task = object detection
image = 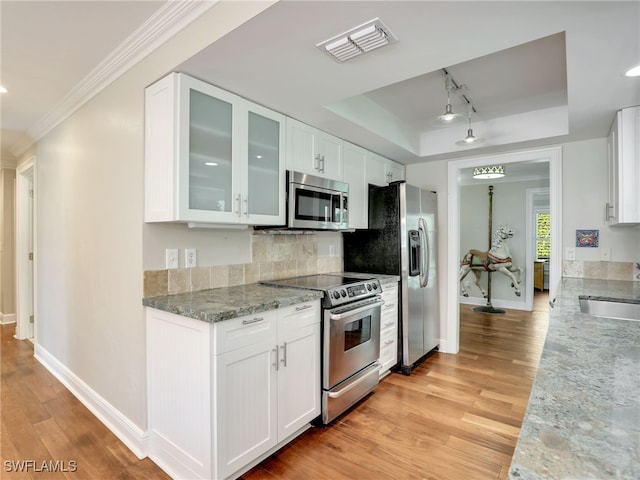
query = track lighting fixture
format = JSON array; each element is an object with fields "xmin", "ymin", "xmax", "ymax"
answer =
[
  {"xmin": 455, "ymin": 104, "xmax": 485, "ymax": 147},
  {"xmin": 432, "ymin": 72, "xmax": 466, "ymax": 126}
]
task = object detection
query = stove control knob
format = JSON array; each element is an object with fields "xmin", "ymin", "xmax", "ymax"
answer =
[
  {"xmin": 367, "ymin": 283, "xmax": 372, "ymax": 291},
  {"xmin": 372, "ymin": 283, "xmax": 378, "ymax": 290},
  {"xmin": 341, "ymin": 289, "xmax": 347, "ymax": 297},
  {"xmin": 332, "ymin": 291, "xmax": 340, "ymax": 300}
]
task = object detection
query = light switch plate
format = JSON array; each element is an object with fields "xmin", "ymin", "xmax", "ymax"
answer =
[
  {"xmin": 166, "ymin": 248, "xmax": 179, "ymax": 269},
  {"xmin": 565, "ymin": 247, "xmax": 576, "ymax": 261},
  {"xmin": 185, "ymin": 248, "xmax": 197, "ymax": 268}
]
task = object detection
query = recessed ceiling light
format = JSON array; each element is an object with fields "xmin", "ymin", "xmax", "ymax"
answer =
[
  {"xmin": 0, "ymin": 86, "xmax": 7, "ymax": 94},
  {"xmin": 256, "ymin": 155, "xmax": 262, "ymax": 159},
  {"xmin": 625, "ymin": 64, "xmax": 640, "ymax": 77},
  {"xmin": 205, "ymin": 162, "xmax": 218, "ymax": 166}
]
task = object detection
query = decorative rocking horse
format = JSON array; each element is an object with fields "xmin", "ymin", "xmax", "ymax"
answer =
[{"xmin": 459, "ymin": 224, "xmax": 523, "ymax": 298}]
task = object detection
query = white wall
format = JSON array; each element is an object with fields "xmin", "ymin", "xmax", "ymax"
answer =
[
  {"xmin": 0, "ymin": 168, "xmax": 16, "ymax": 319},
  {"xmin": 407, "ymin": 137, "xmax": 640, "ymax": 352},
  {"xmin": 25, "ymin": 1, "xmax": 276, "ymax": 445},
  {"xmin": 562, "ymin": 139, "xmax": 640, "ymax": 263}
]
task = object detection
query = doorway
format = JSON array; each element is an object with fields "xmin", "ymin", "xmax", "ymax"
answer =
[
  {"xmin": 16, "ymin": 157, "xmax": 36, "ymax": 341},
  {"xmin": 446, "ymin": 147, "xmax": 562, "ymax": 354}
]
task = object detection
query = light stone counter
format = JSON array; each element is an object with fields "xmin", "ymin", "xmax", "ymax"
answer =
[
  {"xmin": 509, "ymin": 277, "xmax": 640, "ymax": 479},
  {"xmin": 143, "ymin": 283, "xmax": 323, "ymax": 323}
]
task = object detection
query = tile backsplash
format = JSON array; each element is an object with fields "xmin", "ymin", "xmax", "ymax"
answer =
[
  {"xmin": 562, "ymin": 260, "xmax": 639, "ymax": 282},
  {"xmin": 143, "ymin": 232, "xmax": 342, "ymax": 297}
]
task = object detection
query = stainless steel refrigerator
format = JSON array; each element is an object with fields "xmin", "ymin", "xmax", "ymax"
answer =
[{"xmin": 343, "ymin": 182, "xmax": 439, "ymax": 374}]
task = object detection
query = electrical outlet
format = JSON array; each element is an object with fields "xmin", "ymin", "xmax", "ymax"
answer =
[
  {"xmin": 185, "ymin": 248, "xmax": 197, "ymax": 268},
  {"xmin": 166, "ymin": 248, "xmax": 179, "ymax": 269},
  {"xmin": 600, "ymin": 247, "xmax": 611, "ymax": 262},
  {"xmin": 565, "ymin": 247, "xmax": 576, "ymax": 261}
]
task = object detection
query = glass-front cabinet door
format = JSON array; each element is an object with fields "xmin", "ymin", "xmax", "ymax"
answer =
[
  {"xmin": 178, "ymin": 75, "xmax": 241, "ymax": 223},
  {"xmin": 145, "ymin": 72, "xmax": 285, "ymax": 225},
  {"xmin": 242, "ymin": 103, "xmax": 285, "ymax": 225}
]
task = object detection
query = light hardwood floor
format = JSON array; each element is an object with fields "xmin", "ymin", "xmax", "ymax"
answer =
[
  {"xmin": 243, "ymin": 292, "xmax": 550, "ymax": 480},
  {"xmin": 1, "ymin": 292, "xmax": 548, "ymax": 479},
  {"xmin": 0, "ymin": 327, "xmax": 170, "ymax": 479}
]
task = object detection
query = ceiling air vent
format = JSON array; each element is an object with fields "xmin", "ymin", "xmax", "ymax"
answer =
[{"xmin": 317, "ymin": 18, "xmax": 397, "ymax": 62}]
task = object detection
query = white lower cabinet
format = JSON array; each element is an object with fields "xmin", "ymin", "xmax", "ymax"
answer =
[
  {"xmin": 378, "ymin": 281, "xmax": 399, "ymax": 377},
  {"xmin": 147, "ymin": 301, "xmax": 320, "ymax": 480}
]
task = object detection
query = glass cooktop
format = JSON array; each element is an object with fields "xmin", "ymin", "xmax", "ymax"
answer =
[{"xmin": 263, "ymin": 274, "xmax": 369, "ymax": 291}]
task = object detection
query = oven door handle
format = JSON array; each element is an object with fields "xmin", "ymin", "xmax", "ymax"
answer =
[
  {"xmin": 326, "ymin": 362, "xmax": 381, "ymax": 398},
  {"xmin": 328, "ymin": 299, "xmax": 384, "ymax": 321}
]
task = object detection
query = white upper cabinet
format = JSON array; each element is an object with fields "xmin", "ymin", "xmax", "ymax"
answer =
[
  {"xmin": 144, "ymin": 72, "xmax": 285, "ymax": 225},
  {"xmin": 286, "ymin": 118, "xmax": 343, "ymax": 180},
  {"xmin": 343, "ymin": 142, "xmax": 368, "ymax": 229},
  {"xmin": 345, "ymin": 145, "xmax": 407, "ymax": 229},
  {"xmin": 366, "ymin": 151, "xmax": 405, "ymax": 186},
  {"xmin": 386, "ymin": 160, "xmax": 405, "ymax": 183},
  {"xmin": 366, "ymin": 151, "xmax": 388, "ymax": 186},
  {"xmin": 606, "ymin": 106, "xmax": 640, "ymax": 226}
]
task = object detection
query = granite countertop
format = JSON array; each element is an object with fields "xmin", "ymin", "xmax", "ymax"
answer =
[
  {"xmin": 143, "ymin": 283, "xmax": 324, "ymax": 323},
  {"xmin": 509, "ymin": 277, "xmax": 640, "ymax": 479}
]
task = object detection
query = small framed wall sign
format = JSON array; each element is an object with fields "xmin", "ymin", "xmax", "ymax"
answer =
[{"xmin": 576, "ymin": 229, "xmax": 599, "ymax": 247}]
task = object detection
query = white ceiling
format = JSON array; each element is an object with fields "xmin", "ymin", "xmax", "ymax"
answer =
[{"xmin": 1, "ymin": 1, "xmax": 639, "ymax": 167}]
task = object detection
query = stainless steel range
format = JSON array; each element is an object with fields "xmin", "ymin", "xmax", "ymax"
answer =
[{"xmin": 262, "ymin": 274, "xmax": 383, "ymax": 424}]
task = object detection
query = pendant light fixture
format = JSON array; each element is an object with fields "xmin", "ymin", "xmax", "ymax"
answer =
[
  {"xmin": 432, "ymin": 72, "xmax": 466, "ymax": 126},
  {"xmin": 455, "ymin": 103, "xmax": 485, "ymax": 146}
]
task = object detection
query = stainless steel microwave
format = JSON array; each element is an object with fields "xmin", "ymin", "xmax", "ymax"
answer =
[{"xmin": 287, "ymin": 171, "xmax": 349, "ymax": 230}]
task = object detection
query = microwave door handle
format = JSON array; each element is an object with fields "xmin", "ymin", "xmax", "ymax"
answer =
[
  {"xmin": 332, "ymin": 193, "xmax": 343, "ymax": 226},
  {"xmin": 418, "ymin": 217, "xmax": 429, "ymax": 288}
]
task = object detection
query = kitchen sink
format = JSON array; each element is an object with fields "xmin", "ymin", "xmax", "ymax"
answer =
[{"xmin": 578, "ymin": 296, "xmax": 640, "ymax": 321}]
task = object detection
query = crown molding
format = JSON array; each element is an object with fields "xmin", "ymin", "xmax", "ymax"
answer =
[
  {"xmin": 0, "ymin": 158, "xmax": 18, "ymax": 169},
  {"xmin": 11, "ymin": 0, "xmax": 218, "ymax": 157}
]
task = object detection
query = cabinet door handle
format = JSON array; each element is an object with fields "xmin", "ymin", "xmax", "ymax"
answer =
[
  {"xmin": 383, "ymin": 321, "xmax": 395, "ymax": 328},
  {"xmin": 605, "ymin": 202, "xmax": 615, "ymax": 222},
  {"xmin": 241, "ymin": 317, "xmax": 264, "ymax": 325},
  {"xmin": 384, "ymin": 339, "xmax": 394, "ymax": 346},
  {"xmin": 314, "ymin": 154, "xmax": 321, "ymax": 171},
  {"xmin": 280, "ymin": 342, "xmax": 287, "ymax": 368},
  {"xmin": 319, "ymin": 155, "xmax": 325, "ymax": 173},
  {"xmin": 272, "ymin": 346, "xmax": 279, "ymax": 371},
  {"xmin": 235, "ymin": 194, "xmax": 242, "ymax": 216},
  {"xmin": 243, "ymin": 196, "xmax": 249, "ymax": 217},
  {"xmin": 295, "ymin": 304, "xmax": 313, "ymax": 311}
]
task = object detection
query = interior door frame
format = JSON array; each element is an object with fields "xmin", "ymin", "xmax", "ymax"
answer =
[
  {"xmin": 526, "ymin": 187, "xmax": 550, "ymax": 310},
  {"xmin": 15, "ymin": 156, "xmax": 37, "ymax": 341},
  {"xmin": 445, "ymin": 147, "xmax": 562, "ymax": 354}
]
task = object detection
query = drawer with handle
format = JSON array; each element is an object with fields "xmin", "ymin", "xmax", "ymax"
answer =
[
  {"xmin": 213, "ymin": 310, "xmax": 277, "ymax": 355},
  {"xmin": 379, "ymin": 328, "xmax": 398, "ymax": 372}
]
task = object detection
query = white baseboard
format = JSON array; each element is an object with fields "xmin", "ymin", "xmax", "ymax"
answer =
[
  {"xmin": 0, "ymin": 312, "xmax": 16, "ymax": 324},
  {"xmin": 34, "ymin": 344, "xmax": 148, "ymax": 459},
  {"xmin": 459, "ymin": 296, "xmax": 528, "ymax": 311}
]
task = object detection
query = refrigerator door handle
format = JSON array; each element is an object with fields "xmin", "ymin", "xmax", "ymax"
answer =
[{"xmin": 418, "ymin": 217, "xmax": 429, "ymax": 288}]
